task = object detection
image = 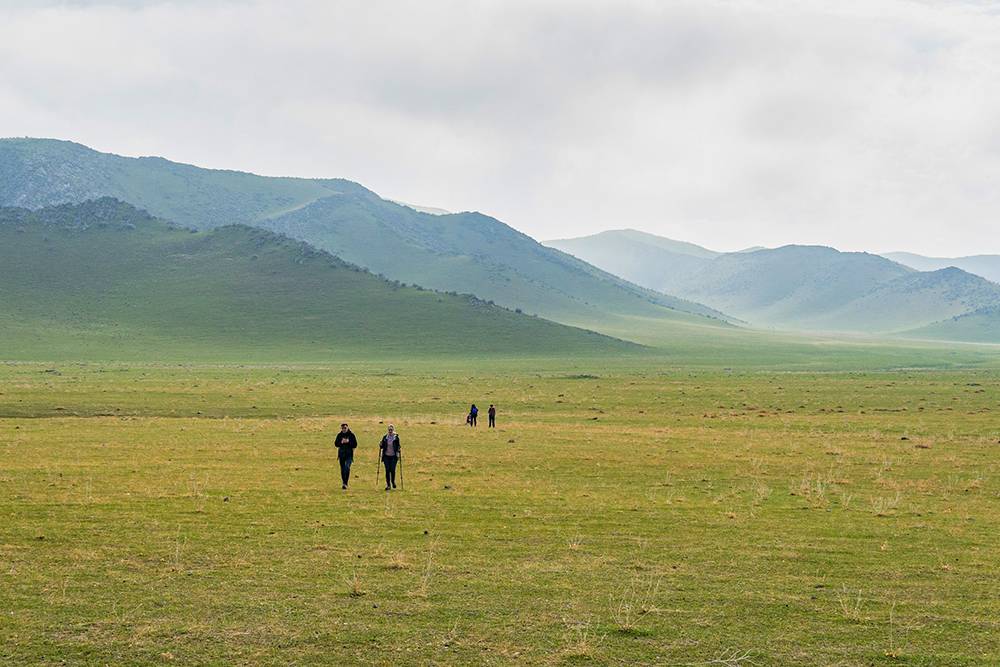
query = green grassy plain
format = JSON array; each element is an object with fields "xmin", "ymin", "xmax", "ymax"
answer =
[{"xmin": 2, "ymin": 361, "xmax": 998, "ymax": 665}]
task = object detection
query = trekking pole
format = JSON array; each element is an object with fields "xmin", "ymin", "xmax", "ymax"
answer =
[
  {"xmin": 398, "ymin": 451, "xmax": 403, "ymax": 490},
  {"xmin": 376, "ymin": 449, "xmax": 383, "ymax": 488}
]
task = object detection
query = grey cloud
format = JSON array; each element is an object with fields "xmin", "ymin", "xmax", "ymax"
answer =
[{"xmin": 1, "ymin": 0, "xmax": 999, "ymax": 255}]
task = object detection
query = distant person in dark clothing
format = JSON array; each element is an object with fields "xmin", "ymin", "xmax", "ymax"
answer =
[
  {"xmin": 380, "ymin": 424, "xmax": 401, "ymax": 490},
  {"xmin": 488, "ymin": 404, "xmax": 496, "ymax": 428},
  {"xmin": 469, "ymin": 404, "xmax": 478, "ymax": 427},
  {"xmin": 335, "ymin": 423, "xmax": 358, "ymax": 489}
]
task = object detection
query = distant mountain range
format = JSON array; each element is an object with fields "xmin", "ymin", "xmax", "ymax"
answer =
[
  {"xmin": 0, "ymin": 138, "xmax": 731, "ymax": 343},
  {"xmin": 548, "ymin": 230, "xmax": 1000, "ymax": 342},
  {"xmin": 0, "ymin": 199, "xmax": 635, "ymax": 360},
  {"xmin": 882, "ymin": 251, "xmax": 1000, "ymax": 285},
  {"xmin": 3, "ymin": 138, "xmax": 996, "ymax": 348}
]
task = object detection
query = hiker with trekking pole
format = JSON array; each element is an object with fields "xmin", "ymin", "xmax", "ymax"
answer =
[
  {"xmin": 379, "ymin": 424, "xmax": 401, "ymax": 491},
  {"xmin": 335, "ymin": 423, "xmax": 358, "ymax": 490}
]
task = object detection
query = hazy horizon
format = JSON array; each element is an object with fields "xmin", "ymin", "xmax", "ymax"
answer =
[{"xmin": 4, "ymin": 1, "xmax": 1000, "ymax": 256}]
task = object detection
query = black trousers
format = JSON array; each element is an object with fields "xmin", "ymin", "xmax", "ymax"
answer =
[
  {"xmin": 383, "ymin": 456, "xmax": 398, "ymax": 486},
  {"xmin": 488, "ymin": 415, "xmax": 495, "ymax": 427},
  {"xmin": 470, "ymin": 414, "xmax": 477, "ymax": 426},
  {"xmin": 339, "ymin": 457, "xmax": 352, "ymax": 485}
]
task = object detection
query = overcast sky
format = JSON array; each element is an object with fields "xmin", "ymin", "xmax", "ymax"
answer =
[{"xmin": 2, "ymin": 0, "xmax": 999, "ymax": 256}]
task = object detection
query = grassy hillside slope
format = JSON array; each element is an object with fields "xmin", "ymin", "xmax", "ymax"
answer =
[
  {"xmin": 902, "ymin": 305, "xmax": 1000, "ymax": 343},
  {"xmin": 808, "ymin": 268, "xmax": 1000, "ymax": 333},
  {"xmin": 0, "ymin": 138, "xmax": 732, "ymax": 342},
  {"xmin": 0, "ymin": 199, "xmax": 637, "ymax": 361}
]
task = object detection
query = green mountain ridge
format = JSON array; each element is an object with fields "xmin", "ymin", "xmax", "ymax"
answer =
[
  {"xmin": 0, "ymin": 199, "xmax": 638, "ymax": 361},
  {"xmin": 0, "ymin": 137, "xmax": 350, "ymax": 228},
  {"xmin": 0, "ymin": 138, "xmax": 733, "ymax": 343}
]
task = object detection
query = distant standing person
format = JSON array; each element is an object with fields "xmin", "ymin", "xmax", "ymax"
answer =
[
  {"xmin": 380, "ymin": 424, "xmax": 401, "ymax": 490},
  {"xmin": 469, "ymin": 404, "xmax": 479, "ymax": 427},
  {"xmin": 335, "ymin": 423, "xmax": 358, "ymax": 489},
  {"xmin": 488, "ymin": 404, "xmax": 496, "ymax": 428}
]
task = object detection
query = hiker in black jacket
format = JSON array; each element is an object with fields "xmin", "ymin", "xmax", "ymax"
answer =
[
  {"xmin": 335, "ymin": 423, "xmax": 358, "ymax": 489},
  {"xmin": 379, "ymin": 424, "xmax": 401, "ymax": 490}
]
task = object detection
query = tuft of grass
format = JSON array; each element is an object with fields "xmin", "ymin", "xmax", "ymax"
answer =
[
  {"xmin": 345, "ymin": 569, "xmax": 365, "ymax": 597},
  {"xmin": 412, "ymin": 545, "xmax": 435, "ymax": 599},
  {"xmin": 386, "ymin": 553, "xmax": 409, "ymax": 570},
  {"xmin": 871, "ymin": 491, "xmax": 902, "ymax": 516},
  {"xmin": 560, "ymin": 616, "xmax": 606, "ymax": 661},
  {"xmin": 836, "ymin": 586, "xmax": 867, "ymax": 622},
  {"xmin": 609, "ymin": 574, "xmax": 662, "ymax": 634}
]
